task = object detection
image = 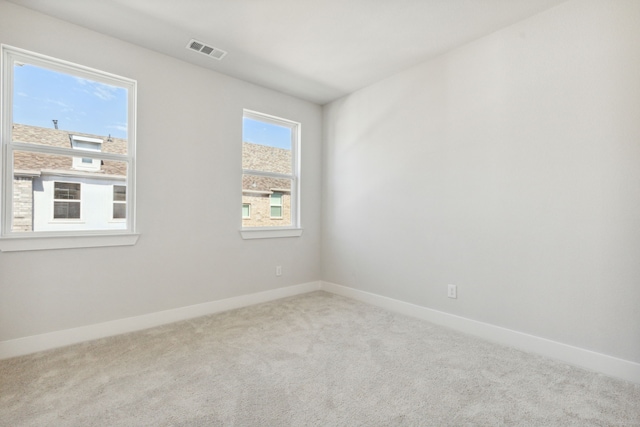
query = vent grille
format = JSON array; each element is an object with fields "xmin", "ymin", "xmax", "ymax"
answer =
[{"xmin": 186, "ymin": 39, "xmax": 227, "ymax": 60}]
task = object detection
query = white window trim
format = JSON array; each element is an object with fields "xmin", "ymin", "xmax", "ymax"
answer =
[
  {"xmin": 240, "ymin": 109, "xmax": 301, "ymax": 240},
  {"xmin": 0, "ymin": 45, "xmax": 138, "ymax": 252}
]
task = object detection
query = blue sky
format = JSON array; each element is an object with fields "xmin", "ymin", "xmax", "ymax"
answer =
[
  {"xmin": 243, "ymin": 117, "xmax": 291, "ymax": 150},
  {"xmin": 13, "ymin": 64, "xmax": 128, "ymax": 139},
  {"xmin": 14, "ymin": 63, "xmax": 291, "ymax": 147}
]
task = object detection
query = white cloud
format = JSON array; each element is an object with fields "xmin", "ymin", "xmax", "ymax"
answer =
[
  {"xmin": 91, "ymin": 82, "xmax": 119, "ymax": 101},
  {"xmin": 108, "ymin": 123, "xmax": 128, "ymax": 132},
  {"xmin": 45, "ymin": 98, "xmax": 70, "ymax": 108}
]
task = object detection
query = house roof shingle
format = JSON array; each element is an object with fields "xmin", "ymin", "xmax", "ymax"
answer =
[{"xmin": 11, "ymin": 123, "xmax": 128, "ymax": 177}]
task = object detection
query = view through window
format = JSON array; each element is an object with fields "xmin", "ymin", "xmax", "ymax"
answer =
[
  {"xmin": 1, "ymin": 46, "xmax": 136, "ymax": 238},
  {"xmin": 242, "ymin": 110, "xmax": 299, "ymax": 229}
]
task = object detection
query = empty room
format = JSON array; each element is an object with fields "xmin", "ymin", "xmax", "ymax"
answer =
[{"xmin": 1, "ymin": 0, "xmax": 639, "ymax": 425}]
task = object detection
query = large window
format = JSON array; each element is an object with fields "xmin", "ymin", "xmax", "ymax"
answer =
[
  {"xmin": 241, "ymin": 110, "xmax": 301, "ymax": 238},
  {"xmin": 0, "ymin": 46, "xmax": 137, "ymax": 251}
]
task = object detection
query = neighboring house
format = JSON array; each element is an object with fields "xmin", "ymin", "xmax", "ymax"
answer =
[
  {"xmin": 241, "ymin": 141, "xmax": 292, "ymax": 227},
  {"xmin": 11, "ymin": 123, "xmax": 127, "ymax": 232},
  {"xmin": 11, "ymin": 124, "xmax": 290, "ymax": 231}
]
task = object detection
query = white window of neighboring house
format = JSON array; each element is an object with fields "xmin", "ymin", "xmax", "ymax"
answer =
[
  {"xmin": 242, "ymin": 203, "xmax": 251, "ymax": 219},
  {"xmin": 0, "ymin": 45, "xmax": 138, "ymax": 252},
  {"xmin": 270, "ymin": 192, "xmax": 283, "ymax": 218},
  {"xmin": 53, "ymin": 182, "xmax": 81, "ymax": 219},
  {"xmin": 113, "ymin": 185, "xmax": 126, "ymax": 219},
  {"xmin": 240, "ymin": 109, "xmax": 301, "ymax": 239}
]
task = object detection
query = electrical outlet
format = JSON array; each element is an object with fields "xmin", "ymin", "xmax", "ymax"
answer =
[
  {"xmin": 276, "ymin": 266, "xmax": 282, "ymax": 276},
  {"xmin": 447, "ymin": 284, "xmax": 457, "ymax": 299}
]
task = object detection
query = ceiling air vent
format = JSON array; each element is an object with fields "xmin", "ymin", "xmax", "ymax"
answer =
[{"xmin": 186, "ymin": 39, "xmax": 227, "ymax": 60}]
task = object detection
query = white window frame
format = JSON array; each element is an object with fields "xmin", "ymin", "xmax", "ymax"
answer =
[
  {"xmin": 0, "ymin": 45, "xmax": 138, "ymax": 252},
  {"xmin": 240, "ymin": 109, "xmax": 302, "ymax": 239}
]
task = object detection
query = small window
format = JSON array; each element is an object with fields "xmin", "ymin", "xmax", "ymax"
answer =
[
  {"xmin": 270, "ymin": 193, "xmax": 283, "ymax": 218},
  {"xmin": 241, "ymin": 110, "xmax": 299, "ymax": 231},
  {"xmin": 113, "ymin": 185, "xmax": 126, "ymax": 219},
  {"xmin": 53, "ymin": 182, "xmax": 81, "ymax": 219},
  {"xmin": 242, "ymin": 203, "xmax": 251, "ymax": 219}
]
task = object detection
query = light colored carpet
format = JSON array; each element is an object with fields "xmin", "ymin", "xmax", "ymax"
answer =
[{"xmin": 1, "ymin": 291, "xmax": 639, "ymax": 426}]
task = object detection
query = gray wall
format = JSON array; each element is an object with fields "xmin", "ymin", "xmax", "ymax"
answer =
[
  {"xmin": 322, "ymin": 0, "xmax": 640, "ymax": 363},
  {"xmin": 0, "ymin": 1, "xmax": 322, "ymax": 341}
]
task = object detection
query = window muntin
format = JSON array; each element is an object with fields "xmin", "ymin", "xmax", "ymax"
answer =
[
  {"xmin": 241, "ymin": 110, "xmax": 299, "ymax": 230},
  {"xmin": 1, "ymin": 45, "xmax": 136, "ymax": 243},
  {"xmin": 53, "ymin": 182, "xmax": 81, "ymax": 219}
]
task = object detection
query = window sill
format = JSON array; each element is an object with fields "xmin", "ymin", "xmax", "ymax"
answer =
[
  {"xmin": 240, "ymin": 228, "xmax": 303, "ymax": 240},
  {"xmin": 0, "ymin": 233, "xmax": 140, "ymax": 252}
]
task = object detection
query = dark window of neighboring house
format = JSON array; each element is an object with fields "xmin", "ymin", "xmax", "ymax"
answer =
[
  {"xmin": 113, "ymin": 185, "xmax": 126, "ymax": 219},
  {"xmin": 270, "ymin": 192, "xmax": 283, "ymax": 218},
  {"xmin": 54, "ymin": 182, "xmax": 81, "ymax": 219}
]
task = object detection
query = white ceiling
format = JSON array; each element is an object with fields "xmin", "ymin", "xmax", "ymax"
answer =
[{"xmin": 8, "ymin": 0, "xmax": 567, "ymax": 105}]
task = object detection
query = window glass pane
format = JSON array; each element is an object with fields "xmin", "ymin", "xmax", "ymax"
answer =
[
  {"xmin": 113, "ymin": 203, "xmax": 126, "ymax": 219},
  {"xmin": 54, "ymin": 182, "xmax": 80, "ymax": 200},
  {"xmin": 270, "ymin": 206, "xmax": 282, "ymax": 218},
  {"xmin": 54, "ymin": 201, "xmax": 80, "ymax": 219},
  {"xmin": 12, "ymin": 150, "xmax": 127, "ymax": 232},
  {"xmin": 270, "ymin": 192, "xmax": 282, "ymax": 206},
  {"xmin": 113, "ymin": 185, "xmax": 126, "ymax": 201},
  {"xmin": 12, "ymin": 63, "xmax": 128, "ymax": 155},
  {"xmin": 242, "ymin": 204, "xmax": 250, "ymax": 218},
  {"xmin": 242, "ymin": 117, "xmax": 292, "ymax": 175}
]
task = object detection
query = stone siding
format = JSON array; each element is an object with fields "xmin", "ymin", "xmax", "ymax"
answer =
[{"xmin": 12, "ymin": 177, "xmax": 33, "ymax": 232}]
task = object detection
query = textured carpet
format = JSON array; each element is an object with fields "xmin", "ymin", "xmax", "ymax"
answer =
[{"xmin": 1, "ymin": 291, "xmax": 639, "ymax": 426}]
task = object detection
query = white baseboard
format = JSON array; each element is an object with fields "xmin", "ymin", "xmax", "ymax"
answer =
[
  {"xmin": 320, "ymin": 281, "xmax": 640, "ymax": 385},
  {"xmin": 0, "ymin": 281, "xmax": 321, "ymax": 360},
  {"xmin": 3, "ymin": 279, "xmax": 638, "ymax": 385}
]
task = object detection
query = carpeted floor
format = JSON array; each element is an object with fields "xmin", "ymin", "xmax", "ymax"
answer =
[{"xmin": 1, "ymin": 291, "xmax": 639, "ymax": 426}]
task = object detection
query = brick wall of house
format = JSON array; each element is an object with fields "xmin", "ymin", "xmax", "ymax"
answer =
[
  {"xmin": 242, "ymin": 192, "xmax": 291, "ymax": 227},
  {"xmin": 12, "ymin": 177, "xmax": 33, "ymax": 232}
]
